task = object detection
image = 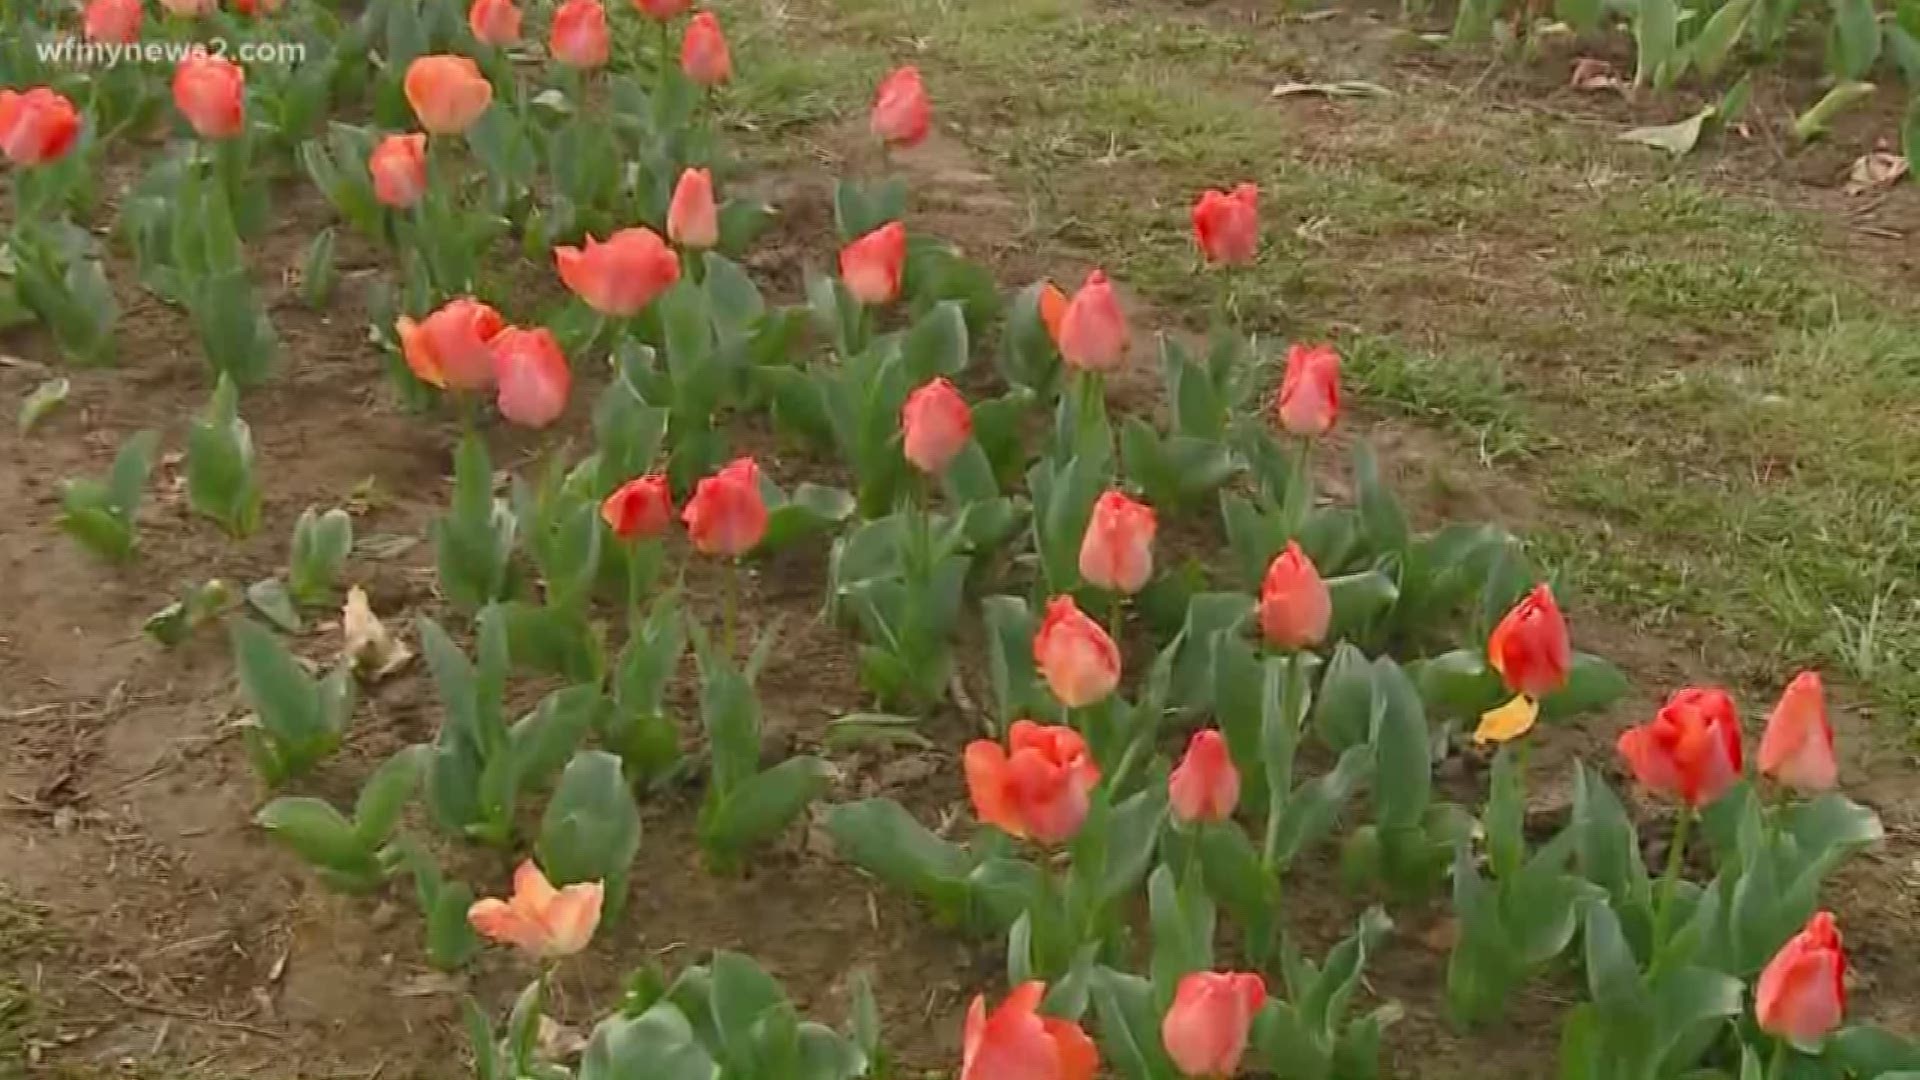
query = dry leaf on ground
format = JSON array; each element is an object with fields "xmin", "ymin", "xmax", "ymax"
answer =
[
  {"xmin": 341, "ymin": 585, "xmax": 414, "ymax": 680},
  {"xmin": 1845, "ymin": 151, "xmax": 1909, "ymax": 195}
]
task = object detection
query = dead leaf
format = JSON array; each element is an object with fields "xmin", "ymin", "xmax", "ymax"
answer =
[
  {"xmin": 1271, "ymin": 80, "xmax": 1394, "ymax": 99},
  {"xmin": 1570, "ymin": 57, "xmax": 1626, "ymax": 91},
  {"xmin": 342, "ymin": 586, "xmax": 414, "ymax": 680},
  {"xmin": 537, "ymin": 1017, "xmax": 587, "ymax": 1061},
  {"xmin": 1845, "ymin": 150, "xmax": 1909, "ymax": 195},
  {"xmin": 1618, "ymin": 107, "xmax": 1717, "ymax": 156},
  {"xmin": 391, "ymin": 971, "xmax": 465, "ymax": 998}
]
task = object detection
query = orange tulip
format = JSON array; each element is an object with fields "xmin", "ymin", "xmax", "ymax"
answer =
[
  {"xmin": 369, "ymin": 133, "xmax": 428, "ymax": 210},
  {"xmin": 1486, "ymin": 584, "xmax": 1571, "ymax": 699},
  {"xmin": 468, "ymin": 0, "xmax": 522, "ymax": 45},
  {"xmin": 1058, "ymin": 270, "xmax": 1128, "ymax": 374},
  {"xmin": 681, "ymin": 11, "xmax": 733, "ymax": 86},
  {"xmin": 965, "ymin": 720, "xmax": 1100, "ymax": 844},
  {"xmin": 82, "ymin": 0, "xmax": 143, "ymax": 43},
  {"xmin": 870, "ymin": 65, "xmax": 931, "ymax": 148},
  {"xmin": 1616, "ymin": 687, "xmax": 1743, "ymax": 808},
  {"xmin": 490, "ymin": 326, "xmax": 572, "ymax": 429},
  {"xmin": 404, "ymin": 55, "xmax": 494, "ymax": 135},
  {"xmin": 1276, "ymin": 342, "xmax": 1339, "ymax": 438},
  {"xmin": 1168, "ymin": 729, "xmax": 1239, "ymax": 824},
  {"xmin": 172, "ymin": 55, "xmax": 245, "ymax": 140},
  {"xmin": 602, "ymin": 474, "xmax": 674, "ymax": 540},
  {"xmin": 633, "ymin": 0, "xmax": 690, "ymax": 20},
  {"xmin": 667, "ymin": 168, "xmax": 719, "ymax": 250},
  {"xmin": 549, "ymin": 0, "xmax": 610, "ymax": 69},
  {"xmin": 395, "ymin": 297, "xmax": 504, "ymax": 391},
  {"xmin": 0, "ymin": 88, "xmax": 81, "ymax": 167},
  {"xmin": 1161, "ymin": 971, "xmax": 1266, "ymax": 1077},
  {"xmin": 1259, "ymin": 542, "xmax": 1330, "ymax": 650},
  {"xmin": 901, "ymin": 377, "xmax": 972, "ymax": 475},
  {"xmin": 1191, "ymin": 183, "xmax": 1260, "ymax": 266},
  {"xmin": 961, "ymin": 982, "xmax": 1100, "ymax": 1080},
  {"xmin": 555, "ymin": 228, "xmax": 681, "ymax": 317},
  {"xmin": 1757, "ymin": 911, "xmax": 1846, "ymax": 1045},
  {"xmin": 1037, "ymin": 280, "xmax": 1069, "ymax": 346},
  {"xmin": 1758, "ymin": 670, "xmax": 1836, "ymax": 793},
  {"xmin": 1078, "ymin": 490, "xmax": 1156, "ymax": 595},
  {"xmin": 682, "ymin": 457, "xmax": 768, "ymax": 557},
  {"xmin": 840, "ymin": 221, "xmax": 907, "ymax": 306},
  {"xmin": 467, "ymin": 860, "xmax": 602, "ymax": 959},
  {"xmin": 1033, "ymin": 595, "xmax": 1120, "ymax": 709}
]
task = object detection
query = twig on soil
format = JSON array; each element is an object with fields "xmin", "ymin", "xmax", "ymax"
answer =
[
  {"xmin": 79, "ymin": 973, "xmax": 286, "ymax": 1040},
  {"xmin": 947, "ymin": 672, "xmax": 988, "ymax": 735}
]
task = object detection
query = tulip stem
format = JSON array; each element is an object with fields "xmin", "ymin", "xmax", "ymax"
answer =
[
  {"xmin": 1651, "ymin": 806, "xmax": 1693, "ymax": 955},
  {"xmin": 1107, "ymin": 596, "xmax": 1123, "ymax": 659},
  {"xmin": 722, "ymin": 558, "xmax": 739, "ymax": 663},
  {"xmin": 1767, "ymin": 1039, "xmax": 1789, "ymax": 1080},
  {"xmin": 1106, "ymin": 735, "xmax": 1144, "ymax": 799}
]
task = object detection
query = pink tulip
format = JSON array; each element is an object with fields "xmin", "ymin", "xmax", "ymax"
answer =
[
  {"xmin": 467, "ymin": 860, "xmax": 602, "ymax": 959},
  {"xmin": 1078, "ymin": 490, "xmax": 1156, "ymax": 595},
  {"xmin": 405, "ymin": 55, "xmax": 493, "ymax": 135},
  {"xmin": 468, "ymin": 0, "xmax": 523, "ymax": 45},
  {"xmin": 1191, "ymin": 183, "xmax": 1259, "ymax": 265},
  {"xmin": 369, "ymin": 133, "xmax": 428, "ymax": 210},
  {"xmin": 1033, "ymin": 595, "xmax": 1120, "ymax": 709},
  {"xmin": 0, "ymin": 88, "xmax": 81, "ymax": 166},
  {"xmin": 1756, "ymin": 911, "xmax": 1846, "ymax": 1045},
  {"xmin": 395, "ymin": 297, "xmax": 505, "ymax": 391},
  {"xmin": 83, "ymin": 0, "xmax": 143, "ymax": 43},
  {"xmin": 172, "ymin": 54, "xmax": 245, "ymax": 140},
  {"xmin": 1168, "ymin": 729, "xmax": 1239, "ymax": 824},
  {"xmin": 901, "ymin": 377, "xmax": 973, "ymax": 475},
  {"xmin": 1058, "ymin": 270, "xmax": 1128, "ymax": 373},
  {"xmin": 840, "ymin": 221, "xmax": 907, "ymax": 306},
  {"xmin": 961, "ymin": 982, "xmax": 1099, "ymax": 1080},
  {"xmin": 682, "ymin": 457, "xmax": 768, "ymax": 557},
  {"xmin": 681, "ymin": 12, "xmax": 733, "ymax": 86},
  {"xmin": 1276, "ymin": 343, "xmax": 1340, "ymax": 438},
  {"xmin": 550, "ymin": 0, "xmax": 610, "ymax": 68},
  {"xmin": 870, "ymin": 65, "xmax": 931, "ymax": 148},
  {"xmin": 1616, "ymin": 687, "xmax": 1744, "ymax": 809},
  {"xmin": 1758, "ymin": 670, "xmax": 1837, "ymax": 793},
  {"xmin": 1259, "ymin": 542, "xmax": 1330, "ymax": 650},
  {"xmin": 490, "ymin": 326, "xmax": 572, "ymax": 428},
  {"xmin": 602, "ymin": 474, "xmax": 675, "ymax": 540},
  {"xmin": 555, "ymin": 228, "xmax": 682, "ymax": 317},
  {"xmin": 667, "ymin": 168, "xmax": 719, "ymax": 250},
  {"xmin": 632, "ymin": 0, "xmax": 690, "ymax": 20},
  {"xmin": 1161, "ymin": 971, "xmax": 1266, "ymax": 1077},
  {"xmin": 965, "ymin": 720, "xmax": 1100, "ymax": 845}
]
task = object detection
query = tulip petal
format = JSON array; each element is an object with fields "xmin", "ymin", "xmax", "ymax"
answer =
[{"xmin": 1474, "ymin": 694, "xmax": 1539, "ymax": 745}]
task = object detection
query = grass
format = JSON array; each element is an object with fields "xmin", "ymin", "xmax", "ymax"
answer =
[{"xmin": 724, "ymin": 0, "xmax": 1920, "ymax": 719}]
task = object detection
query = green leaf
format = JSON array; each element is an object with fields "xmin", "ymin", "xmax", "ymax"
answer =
[
  {"xmin": 1906, "ymin": 93, "xmax": 1920, "ymax": 173},
  {"xmin": 1369, "ymin": 658, "xmax": 1430, "ymax": 831},
  {"xmin": 1795, "ymin": 82, "xmax": 1877, "ymax": 142},
  {"xmin": 1352, "ymin": 442, "xmax": 1408, "ymax": 558},
  {"xmin": 1540, "ymin": 653, "xmax": 1630, "ymax": 719},
  {"xmin": 17, "ymin": 377, "xmax": 68, "ymax": 435},
  {"xmin": 1313, "ymin": 643, "xmax": 1377, "ymax": 752},
  {"xmin": 1635, "ymin": 0, "xmax": 1680, "ymax": 87},
  {"xmin": 708, "ymin": 950, "xmax": 789, "ymax": 1064},
  {"xmin": 1326, "ymin": 571, "xmax": 1399, "ymax": 641},
  {"xmin": 232, "ymin": 619, "xmax": 342, "ymax": 783},
  {"xmin": 1573, "ymin": 763, "xmax": 1651, "ymax": 911},
  {"xmin": 246, "ymin": 578, "xmax": 303, "ymax": 633},
  {"xmin": 823, "ymin": 798, "xmax": 971, "ymax": 903},
  {"xmin": 580, "ymin": 1003, "xmax": 718, "ymax": 1080},
  {"xmin": 700, "ymin": 756, "xmax": 832, "ymax": 859},
  {"xmin": 509, "ymin": 685, "xmax": 601, "ymax": 791},
  {"xmin": 759, "ymin": 484, "xmax": 856, "ymax": 553},
  {"xmin": 255, "ymin": 797, "xmax": 372, "ymax": 876},
  {"xmin": 1411, "ymin": 649, "xmax": 1504, "ymax": 723},
  {"xmin": 1582, "ymin": 901, "xmax": 1643, "ymax": 1009},
  {"xmin": 301, "ymin": 226, "xmax": 338, "ymax": 308},
  {"xmin": 1826, "ymin": 0, "xmax": 1882, "ymax": 80},
  {"xmin": 1098, "ymin": 785, "xmax": 1168, "ymax": 905},
  {"xmin": 1147, "ymin": 864, "xmax": 1216, "ymax": 991},
  {"xmin": 901, "ymin": 301, "xmax": 968, "ymax": 382},
  {"xmin": 540, "ymin": 750, "xmax": 641, "ymax": 917},
  {"xmin": 1620, "ymin": 108, "xmax": 1716, "ymax": 156},
  {"xmin": 1090, "ymin": 967, "xmax": 1175, "ymax": 1080},
  {"xmin": 352, "ymin": 744, "xmax": 427, "ymax": 847},
  {"xmin": 1689, "ymin": 0, "xmax": 1759, "ymax": 76},
  {"xmin": 289, "ymin": 507, "xmax": 354, "ymax": 606}
]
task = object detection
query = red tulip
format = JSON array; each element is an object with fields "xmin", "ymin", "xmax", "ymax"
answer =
[
  {"xmin": 961, "ymin": 982, "xmax": 1099, "ymax": 1080},
  {"xmin": 229, "ymin": 0, "xmax": 283, "ymax": 15},
  {"xmin": 1486, "ymin": 584, "xmax": 1571, "ymax": 699},
  {"xmin": 0, "ymin": 88, "xmax": 81, "ymax": 167},
  {"xmin": 1758, "ymin": 671, "xmax": 1836, "ymax": 794},
  {"xmin": 840, "ymin": 221, "xmax": 907, "ymax": 306},
  {"xmin": 1757, "ymin": 911, "xmax": 1846, "ymax": 1045},
  {"xmin": 667, "ymin": 168, "xmax": 719, "ymax": 250},
  {"xmin": 555, "ymin": 228, "xmax": 682, "ymax": 317},
  {"xmin": 1058, "ymin": 270, "xmax": 1128, "ymax": 374},
  {"xmin": 632, "ymin": 0, "xmax": 690, "ymax": 20},
  {"xmin": 1276, "ymin": 342, "xmax": 1340, "ymax": 438},
  {"xmin": 395, "ymin": 298, "xmax": 504, "ymax": 391},
  {"xmin": 1259, "ymin": 542, "xmax": 1330, "ymax": 650},
  {"xmin": 1033, "ymin": 595, "xmax": 1120, "ymax": 709},
  {"xmin": 83, "ymin": 0, "xmax": 143, "ymax": 43},
  {"xmin": 901, "ymin": 377, "xmax": 972, "ymax": 475},
  {"xmin": 1078, "ymin": 490, "xmax": 1155, "ymax": 595},
  {"xmin": 964, "ymin": 720, "xmax": 1100, "ymax": 844},
  {"xmin": 1038, "ymin": 280, "xmax": 1068, "ymax": 346},
  {"xmin": 870, "ymin": 66, "xmax": 931, "ymax": 148},
  {"xmin": 490, "ymin": 326, "xmax": 572, "ymax": 429},
  {"xmin": 1616, "ymin": 687, "xmax": 1744, "ymax": 808},
  {"xmin": 549, "ymin": 0, "xmax": 610, "ymax": 68},
  {"xmin": 172, "ymin": 55, "xmax": 245, "ymax": 140},
  {"xmin": 405, "ymin": 55, "xmax": 494, "ymax": 135},
  {"xmin": 369, "ymin": 133, "xmax": 428, "ymax": 210},
  {"xmin": 1161, "ymin": 971, "xmax": 1266, "ymax": 1077},
  {"xmin": 681, "ymin": 12, "xmax": 733, "ymax": 86},
  {"xmin": 1191, "ymin": 183, "xmax": 1260, "ymax": 266},
  {"xmin": 467, "ymin": 860, "xmax": 602, "ymax": 959},
  {"xmin": 1168, "ymin": 729, "xmax": 1239, "ymax": 825},
  {"xmin": 601, "ymin": 475, "xmax": 674, "ymax": 540},
  {"xmin": 682, "ymin": 457, "xmax": 768, "ymax": 557},
  {"xmin": 468, "ymin": 0, "xmax": 522, "ymax": 45}
]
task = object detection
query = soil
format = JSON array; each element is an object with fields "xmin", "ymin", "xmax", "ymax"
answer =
[{"xmin": 3, "ymin": 5, "xmax": 1918, "ymax": 1079}]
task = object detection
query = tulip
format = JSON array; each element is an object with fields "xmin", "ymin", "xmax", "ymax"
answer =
[
  {"xmin": 1058, "ymin": 270, "xmax": 1128, "ymax": 374},
  {"xmin": 468, "ymin": 0, "xmax": 522, "ymax": 45},
  {"xmin": 172, "ymin": 55, "xmax": 245, "ymax": 141},
  {"xmin": 602, "ymin": 474, "xmax": 674, "ymax": 540},
  {"xmin": 555, "ymin": 228, "xmax": 682, "ymax": 318},
  {"xmin": 964, "ymin": 720, "xmax": 1100, "ymax": 844},
  {"xmin": 395, "ymin": 297, "xmax": 504, "ymax": 391},
  {"xmin": 1168, "ymin": 729, "xmax": 1239, "ymax": 825},
  {"xmin": 550, "ymin": 0, "xmax": 610, "ymax": 69},
  {"xmin": 1033, "ymin": 595, "xmax": 1120, "ymax": 710},
  {"xmin": 1038, "ymin": 280, "xmax": 1068, "ymax": 346},
  {"xmin": 633, "ymin": 0, "xmax": 690, "ymax": 20},
  {"xmin": 368, "ymin": 133, "xmax": 428, "ymax": 210},
  {"xmin": 404, "ymin": 55, "xmax": 494, "ymax": 135},
  {"xmin": 1259, "ymin": 542, "xmax": 1330, "ymax": 651},
  {"xmin": 158, "ymin": 0, "xmax": 215, "ymax": 15},
  {"xmin": 467, "ymin": 860, "xmax": 602, "ymax": 959},
  {"xmin": 1756, "ymin": 911, "xmax": 1846, "ymax": 1046},
  {"xmin": 229, "ymin": 0, "xmax": 283, "ymax": 15},
  {"xmin": 961, "ymin": 982, "xmax": 1100, "ymax": 1080},
  {"xmin": 682, "ymin": 457, "xmax": 768, "ymax": 557},
  {"xmin": 1487, "ymin": 584, "xmax": 1571, "ymax": 699},
  {"xmin": 667, "ymin": 168, "xmax": 719, "ymax": 250},
  {"xmin": 681, "ymin": 12, "xmax": 733, "ymax": 86},
  {"xmin": 1162, "ymin": 971, "xmax": 1266, "ymax": 1078},
  {"xmin": 1077, "ymin": 490, "xmax": 1156, "ymax": 595},
  {"xmin": 1191, "ymin": 183, "xmax": 1260, "ymax": 266},
  {"xmin": 870, "ymin": 65, "xmax": 931, "ymax": 148},
  {"xmin": 1616, "ymin": 687, "xmax": 1743, "ymax": 808},
  {"xmin": 1758, "ymin": 670, "xmax": 1836, "ymax": 794},
  {"xmin": 490, "ymin": 326, "xmax": 572, "ymax": 429},
  {"xmin": 901, "ymin": 377, "xmax": 972, "ymax": 475},
  {"xmin": 840, "ymin": 221, "xmax": 907, "ymax": 306},
  {"xmin": 83, "ymin": 0, "xmax": 143, "ymax": 44},
  {"xmin": 0, "ymin": 88, "xmax": 81, "ymax": 167},
  {"xmin": 1276, "ymin": 342, "xmax": 1340, "ymax": 438}
]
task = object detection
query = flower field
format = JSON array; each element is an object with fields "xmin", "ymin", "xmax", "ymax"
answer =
[{"xmin": 4, "ymin": 0, "xmax": 1920, "ymax": 1077}]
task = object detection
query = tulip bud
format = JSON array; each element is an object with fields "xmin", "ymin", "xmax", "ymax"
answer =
[
  {"xmin": 1078, "ymin": 490, "xmax": 1155, "ymax": 595},
  {"xmin": 870, "ymin": 65, "xmax": 931, "ymax": 148},
  {"xmin": 468, "ymin": 0, "xmax": 522, "ymax": 45},
  {"xmin": 960, "ymin": 983, "xmax": 1100, "ymax": 1080},
  {"xmin": 0, "ymin": 88, "xmax": 81, "ymax": 167},
  {"xmin": 681, "ymin": 11, "xmax": 733, "ymax": 86},
  {"xmin": 83, "ymin": 0, "xmax": 144, "ymax": 43},
  {"xmin": 682, "ymin": 457, "xmax": 768, "ymax": 557},
  {"xmin": 901, "ymin": 377, "xmax": 972, "ymax": 475},
  {"xmin": 632, "ymin": 0, "xmax": 690, "ymax": 20},
  {"xmin": 1058, "ymin": 270, "xmax": 1128, "ymax": 373},
  {"xmin": 1191, "ymin": 183, "xmax": 1260, "ymax": 265},
  {"xmin": 1758, "ymin": 670, "xmax": 1837, "ymax": 793},
  {"xmin": 1276, "ymin": 342, "xmax": 1340, "ymax": 438},
  {"xmin": 395, "ymin": 297, "xmax": 504, "ymax": 391},
  {"xmin": 550, "ymin": 0, "xmax": 610, "ymax": 69},
  {"xmin": 1037, "ymin": 280, "xmax": 1068, "ymax": 346},
  {"xmin": 1756, "ymin": 911, "xmax": 1846, "ymax": 1045},
  {"xmin": 1168, "ymin": 729, "xmax": 1239, "ymax": 824},
  {"xmin": 1161, "ymin": 971, "xmax": 1265, "ymax": 1078},
  {"xmin": 964, "ymin": 720, "xmax": 1100, "ymax": 845},
  {"xmin": 555, "ymin": 228, "xmax": 682, "ymax": 317},
  {"xmin": 667, "ymin": 168, "xmax": 719, "ymax": 250},
  {"xmin": 489, "ymin": 326, "xmax": 572, "ymax": 429},
  {"xmin": 840, "ymin": 221, "xmax": 907, "ymax": 306},
  {"xmin": 1259, "ymin": 542, "xmax": 1330, "ymax": 650},
  {"xmin": 369, "ymin": 133, "xmax": 428, "ymax": 210},
  {"xmin": 172, "ymin": 54, "xmax": 246, "ymax": 141},
  {"xmin": 404, "ymin": 55, "xmax": 494, "ymax": 135},
  {"xmin": 1616, "ymin": 687, "xmax": 1743, "ymax": 808},
  {"xmin": 1033, "ymin": 595, "xmax": 1120, "ymax": 709},
  {"xmin": 1486, "ymin": 584, "xmax": 1571, "ymax": 699},
  {"xmin": 601, "ymin": 474, "xmax": 674, "ymax": 540}
]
